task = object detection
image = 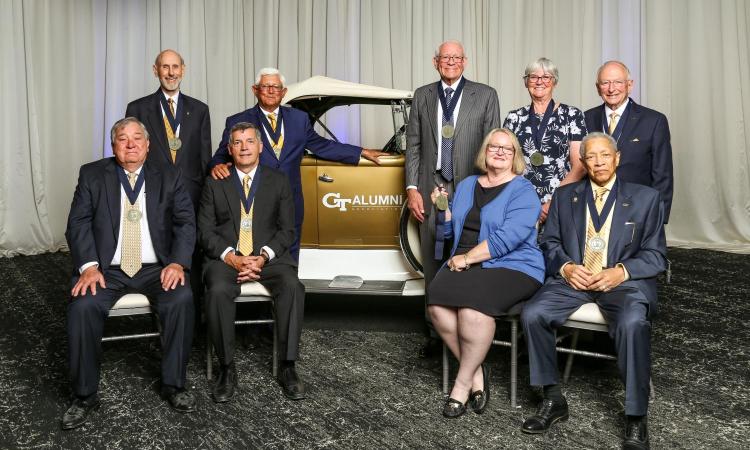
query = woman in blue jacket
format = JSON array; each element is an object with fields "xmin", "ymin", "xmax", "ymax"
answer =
[{"xmin": 428, "ymin": 128, "xmax": 544, "ymax": 418}]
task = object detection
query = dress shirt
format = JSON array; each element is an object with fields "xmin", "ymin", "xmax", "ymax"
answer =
[
  {"xmin": 604, "ymin": 98, "xmax": 629, "ymax": 134},
  {"xmin": 220, "ymin": 166, "xmax": 276, "ymax": 262},
  {"xmin": 259, "ymin": 106, "xmax": 285, "ymax": 143}
]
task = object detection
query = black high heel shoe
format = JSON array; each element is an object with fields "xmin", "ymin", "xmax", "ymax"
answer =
[
  {"xmin": 442, "ymin": 396, "xmax": 468, "ymax": 418},
  {"xmin": 469, "ymin": 363, "xmax": 490, "ymax": 414}
]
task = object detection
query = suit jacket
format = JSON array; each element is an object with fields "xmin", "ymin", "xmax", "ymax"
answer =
[
  {"xmin": 584, "ymin": 99, "xmax": 673, "ymax": 222},
  {"xmin": 405, "ymin": 79, "xmax": 501, "ymax": 204},
  {"xmin": 198, "ymin": 166, "xmax": 297, "ymax": 268},
  {"xmin": 126, "ymin": 89, "xmax": 212, "ymax": 209},
  {"xmin": 209, "ymin": 104, "xmax": 361, "ymax": 228},
  {"xmin": 65, "ymin": 159, "xmax": 196, "ymax": 272},
  {"xmin": 541, "ymin": 179, "xmax": 667, "ymax": 302}
]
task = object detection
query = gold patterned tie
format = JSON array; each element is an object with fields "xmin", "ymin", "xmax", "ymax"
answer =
[
  {"xmin": 121, "ymin": 172, "xmax": 142, "ymax": 277},
  {"xmin": 237, "ymin": 175, "xmax": 254, "ymax": 256},
  {"xmin": 163, "ymin": 98, "xmax": 177, "ymax": 163},
  {"xmin": 608, "ymin": 112, "xmax": 619, "ymax": 135},
  {"xmin": 267, "ymin": 112, "xmax": 284, "ymax": 159},
  {"xmin": 583, "ymin": 187, "xmax": 608, "ymax": 274}
]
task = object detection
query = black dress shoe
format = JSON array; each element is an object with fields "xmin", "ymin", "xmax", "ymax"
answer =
[
  {"xmin": 212, "ymin": 363, "xmax": 238, "ymax": 403},
  {"xmin": 442, "ymin": 397, "xmax": 468, "ymax": 418},
  {"xmin": 622, "ymin": 419, "xmax": 649, "ymax": 449},
  {"xmin": 469, "ymin": 363, "xmax": 490, "ymax": 414},
  {"xmin": 61, "ymin": 394, "xmax": 100, "ymax": 430},
  {"xmin": 278, "ymin": 366, "xmax": 306, "ymax": 400},
  {"xmin": 161, "ymin": 387, "xmax": 197, "ymax": 413},
  {"xmin": 418, "ymin": 337, "xmax": 442, "ymax": 359},
  {"xmin": 521, "ymin": 397, "xmax": 569, "ymax": 434}
]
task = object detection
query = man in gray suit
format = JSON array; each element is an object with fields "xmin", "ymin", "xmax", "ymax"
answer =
[{"xmin": 405, "ymin": 40, "xmax": 501, "ymax": 355}]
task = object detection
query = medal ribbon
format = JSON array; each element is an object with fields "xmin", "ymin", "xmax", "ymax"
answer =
[
  {"xmin": 585, "ymin": 179, "xmax": 618, "ymax": 232},
  {"xmin": 232, "ymin": 167, "xmax": 262, "ymax": 214},
  {"xmin": 434, "ymin": 208, "xmax": 447, "ymax": 260},
  {"xmin": 528, "ymin": 99, "xmax": 555, "ymax": 150},
  {"xmin": 437, "ymin": 77, "xmax": 466, "ymax": 123},
  {"xmin": 116, "ymin": 169, "xmax": 145, "ymax": 205},
  {"xmin": 259, "ymin": 110, "xmax": 283, "ymax": 148},
  {"xmin": 601, "ymin": 102, "xmax": 630, "ymax": 142},
  {"xmin": 158, "ymin": 94, "xmax": 182, "ymax": 135}
]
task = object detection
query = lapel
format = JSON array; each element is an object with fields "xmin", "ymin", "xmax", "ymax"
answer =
[
  {"xmin": 571, "ymin": 182, "xmax": 587, "ymax": 260},
  {"xmin": 607, "ymin": 180, "xmax": 632, "ymax": 266},
  {"xmin": 453, "ymin": 80, "xmax": 474, "ymax": 136},
  {"xmin": 143, "ymin": 163, "xmax": 161, "ymax": 240},
  {"xmin": 425, "ymin": 83, "xmax": 438, "ymax": 146},
  {"xmin": 221, "ymin": 172, "xmax": 241, "ymax": 237},
  {"xmin": 593, "ymin": 104, "xmax": 606, "ymax": 132},
  {"xmin": 619, "ymin": 99, "xmax": 641, "ymax": 144},
  {"xmin": 147, "ymin": 90, "xmax": 171, "ymax": 163},
  {"xmin": 174, "ymin": 94, "xmax": 190, "ymax": 165},
  {"xmin": 104, "ymin": 159, "xmax": 121, "ymax": 242}
]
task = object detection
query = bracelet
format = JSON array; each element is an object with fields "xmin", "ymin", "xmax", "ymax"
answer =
[{"xmin": 463, "ymin": 254, "xmax": 470, "ymax": 269}]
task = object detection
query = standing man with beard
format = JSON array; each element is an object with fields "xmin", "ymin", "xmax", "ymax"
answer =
[
  {"xmin": 126, "ymin": 49, "xmax": 212, "ymax": 313},
  {"xmin": 405, "ymin": 40, "xmax": 501, "ymax": 356}
]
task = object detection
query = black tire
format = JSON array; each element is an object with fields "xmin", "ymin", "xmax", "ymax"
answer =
[{"xmin": 399, "ymin": 202, "xmax": 422, "ymax": 273}]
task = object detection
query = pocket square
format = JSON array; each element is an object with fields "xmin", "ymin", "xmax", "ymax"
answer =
[{"xmin": 631, "ymin": 137, "xmax": 640, "ymax": 142}]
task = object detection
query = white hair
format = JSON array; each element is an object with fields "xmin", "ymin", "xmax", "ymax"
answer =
[
  {"xmin": 580, "ymin": 132, "xmax": 618, "ymax": 158},
  {"xmin": 434, "ymin": 40, "xmax": 465, "ymax": 58},
  {"xmin": 255, "ymin": 67, "xmax": 286, "ymax": 87}
]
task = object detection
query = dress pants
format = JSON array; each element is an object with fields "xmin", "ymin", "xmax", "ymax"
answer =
[
  {"xmin": 203, "ymin": 259, "xmax": 305, "ymax": 364},
  {"xmin": 521, "ymin": 279, "xmax": 654, "ymax": 416},
  {"xmin": 67, "ymin": 265, "xmax": 195, "ymax": 397}
]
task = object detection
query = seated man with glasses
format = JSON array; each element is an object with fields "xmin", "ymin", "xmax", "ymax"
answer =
[
  {"xmin": 209, "ymin": 68, "xmax": 387, "ymax": 261},
  {"xmin": 584, "ymin": 60, "xmax": 673, "ymax": 224}
]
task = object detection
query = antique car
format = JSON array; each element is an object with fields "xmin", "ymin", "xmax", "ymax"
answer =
[{"xmin": 281, "ymin": 76, "xmax": 424, "ymax": 295}]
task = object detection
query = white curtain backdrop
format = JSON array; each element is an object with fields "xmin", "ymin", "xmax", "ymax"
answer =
[{"xmin": 1, "ymin": 0, "xmax": 748, "ymax": 256}]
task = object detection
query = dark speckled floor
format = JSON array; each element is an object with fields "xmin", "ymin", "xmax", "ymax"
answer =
[{"xmin": 0, "ymin": 248, "xmax": 748, "ymax": 449}]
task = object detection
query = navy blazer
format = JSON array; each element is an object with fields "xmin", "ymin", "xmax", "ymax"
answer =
[
  {"xmin": 585, "ymin": 99, "xmax": 673, "ymax": 223},
  {"xmin": 65, "ymin": 159, "xmax": 196, "ymax": 272},
  {"xmin": 126, "ymin": 89, "xmax": 212, "ymax": 209},
  {"xmin": 209, "ymin": 104, "xmax": 361, "ymax": 228},
  {"xmin": 198, "ymin": 167, "xmax": 297, "ymax": 268},
  {"xmin": 541, "ymin": 179, "xmax": 667, "ymax": 302}
]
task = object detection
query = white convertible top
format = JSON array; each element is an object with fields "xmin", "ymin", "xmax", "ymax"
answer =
[{"xmin": 282, "ymin": 76, "xmax": 413, "ymax": 103}]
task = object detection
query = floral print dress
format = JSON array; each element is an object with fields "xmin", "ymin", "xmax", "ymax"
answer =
[{"xmin": 503, "ymin": 103, "xmax": 587, "ymax": 203}]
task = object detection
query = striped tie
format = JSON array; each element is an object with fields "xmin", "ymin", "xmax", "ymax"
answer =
[
  {"xmin": 121, "ymin": 172, "xmax": 142, "ymax": 277},
  {"xmin": 164, "ymin": 98, "xmax": 177, "ymax": 163},
  {"xmin": 583, "ymin": 187, "xmax": 608, "ymax": 274},
  {"xmin": 237, "ymin": 175, "xmax": 254, "ymax": 256},
  {"xmin": 268, "ymin": 112, "xmax": 284, "ymax": 159},
  {"xmin": 607, "ymin": 112, "xmax": 619, "ymax": 135}
]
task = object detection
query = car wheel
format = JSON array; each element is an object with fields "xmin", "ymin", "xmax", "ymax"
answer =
[{"xmin": 399, "ymin": 202, "xmax": 422, "ymax": 273}]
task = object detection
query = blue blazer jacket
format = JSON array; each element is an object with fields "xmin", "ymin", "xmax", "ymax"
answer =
[{"xmin": 445, "ymin": 175, "xmax": 545, "ymax": 283}]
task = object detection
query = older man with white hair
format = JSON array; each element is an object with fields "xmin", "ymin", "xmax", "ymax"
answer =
[{"xmin": 209, "ymin": 68, "xmax": 387, "ymax": 261}]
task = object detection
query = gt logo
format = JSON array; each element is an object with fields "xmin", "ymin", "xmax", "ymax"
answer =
[{"xmin": 322, "ymin": 192, "xmax": 352, "ymax": 211}]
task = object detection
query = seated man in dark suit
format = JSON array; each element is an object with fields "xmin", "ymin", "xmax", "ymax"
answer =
[
  {"xmin": 199, "ymin": 122, "xmax": 305, "ymax": 401},
  {"xmin": 520, "ymin": 132, "xmax": 666, "ymax": 449},
  {"xmin": 62, "ymin": 117, "xmax": 197, "ymax": 430}
]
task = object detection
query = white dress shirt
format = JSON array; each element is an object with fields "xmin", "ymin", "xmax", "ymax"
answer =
[
  {"xmin": 159, "ymin": 90, "xmax": 181, "ymax": 137},
  {"xmin": 604, "ymin": 98, "xmax": 629, "ymax": 134}
]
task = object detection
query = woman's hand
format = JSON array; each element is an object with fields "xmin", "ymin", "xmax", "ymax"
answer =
[
  {"xmin": 447, "ymin": 254, "xmax": 470, "ymax": 272},
  {"xmin": 430, "ymin": 185, "xmax": 449, "ymax": 204}
]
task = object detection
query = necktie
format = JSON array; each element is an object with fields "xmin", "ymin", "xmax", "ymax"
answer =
[
  {"xmin": 164, "ymin": 98, "xmax": 177, "ymax": 163},
  {"xmin": 440, "ymin": 87, "xmax": 455, "ymax": 182},
  {"xmin": 583, "ymin": 187, "xmax": 609, "ymax": 275},
  {"xmin": 607, "ymin": 112, "xmax": 619, "ymax": 135},
  {"xmin": 121, "ymin": 172, "xmax": 142, "ymax": 277},
  {"xmin": 268, "ymin": 112, "xmax": 284, "ymax": 159},
  {"xmin": 237, "ymin": 175, "xmax": 254, "ymax": 256}
]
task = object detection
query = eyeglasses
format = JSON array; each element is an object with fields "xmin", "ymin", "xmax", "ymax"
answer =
[
  {"xmin": 524, "ymin": 74, "xmax": 555, "ymax": 84},
  {"xmin": 436, "ymin": 55, "xmax": 465, "ymax": 63},
  {"xmin": 597, "ymin": 79, "xmax": 628, "ymax": 88},
  {"xmin": 257, "ymin": 84, "xmax": 283, "ymax": 92},
  {"xmin": 487, "ymin": 144, "xmax": 514, "ymax": 155}
]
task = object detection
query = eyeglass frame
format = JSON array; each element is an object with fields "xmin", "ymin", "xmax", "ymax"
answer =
[
  {"xmin": 256, "ymin": 84, "xmax": 284, "ymax": 92},
  {"xmin": 435, "ymin": 55, "xmax": 466, "ymax": 63},
  {"xmin": 523, "ymin": 74, "xmax": 556, "ymax": 84},
  {"xmin": 486, "ymin": 144, "xmax": 515, "ymax": 155},
  {"xmin": 597, "ymin": 79, "xmax": 629, "ymax": 89}
]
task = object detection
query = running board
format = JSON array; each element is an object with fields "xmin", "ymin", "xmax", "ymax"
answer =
[{"xmin": 301, "ymin": 278, "xmax": 406, "ymax": 295}]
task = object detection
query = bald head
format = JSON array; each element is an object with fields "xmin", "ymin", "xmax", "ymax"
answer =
[{"xmin": 152, "ymin": 49, "xmax": 185, "ymax": 95}]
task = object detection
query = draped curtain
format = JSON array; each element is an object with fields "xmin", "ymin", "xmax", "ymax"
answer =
[{"xmin": 1, "ymin": 0, "xmax": 748, "ymax": 256}]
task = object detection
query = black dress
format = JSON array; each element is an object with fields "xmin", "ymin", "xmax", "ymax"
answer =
[{"xmin": 427, "ymin": 182, "xmax": 541, "ymax": 316}]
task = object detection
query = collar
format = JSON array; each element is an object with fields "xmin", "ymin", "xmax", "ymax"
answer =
[
  {"xmin": 440, "ymin": 76, "xmax": 464, "ymax": 92},
  {"xmin": 120, "ymin": 164, "xmax": 143, "ymax": 176},
  {"xmin": 259, "ymin": 106, "xmax": 281, "ymax": 117},
  {"xmin": 590, "ymin": 174, "xmax": 617, "ymax": 193},
  {"xmin": 604, "ymin": 98, "xmax": 629, "ymax": 118},
  {"xmin": 235, "ymin": 165, "xmax": 258, "ymax": 180},
  {"xmin": 161, "ymin": 90, "xmax": 180, "ymax": 104}
]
